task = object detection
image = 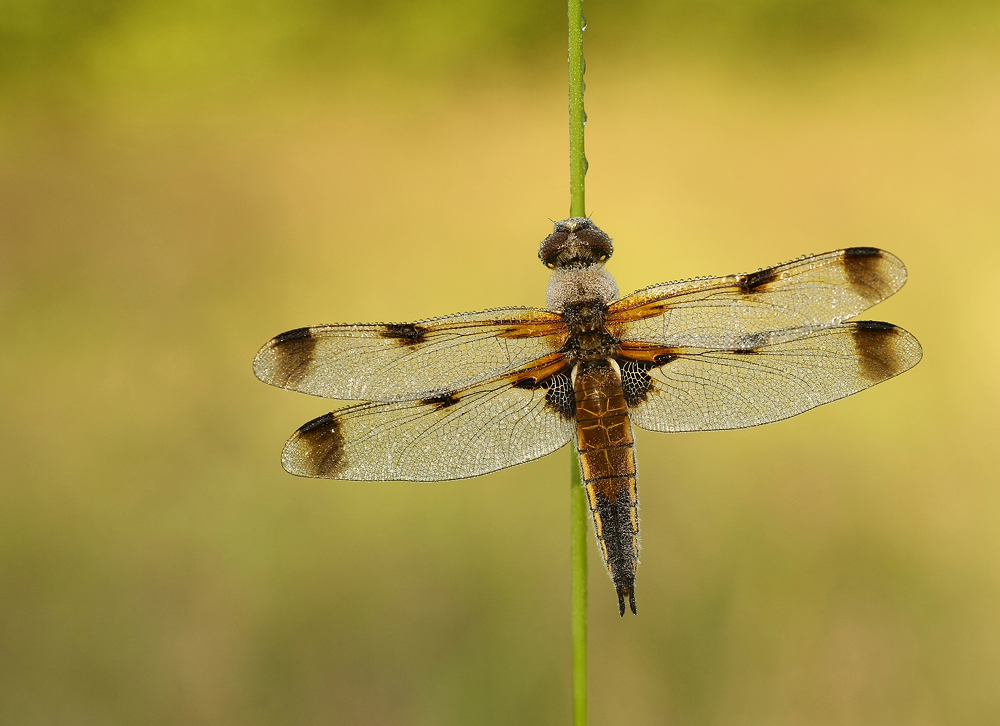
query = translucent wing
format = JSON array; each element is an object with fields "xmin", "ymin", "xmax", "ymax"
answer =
[
  {"xmin": 608, "ymin": 248, "xmax": 907, "ymax": 349},
  {"xmin": 624, "ymin": 321, "xmax": 921, "ymax": 433},
  {"xmin": 253, "ymin": 307, "xmax": 568, "ymax": 402},
  {"xmin": 281, "ymin": 360, "xmax": 576, "ymax": 481}
]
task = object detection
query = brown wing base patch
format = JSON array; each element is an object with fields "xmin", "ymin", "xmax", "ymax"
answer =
[
  {"xmin": 616, "ymin": 347, "xmax": 679, "ymax": 407},
  {"xmin": 511, "ymin": 360, "xmax": 576, "ymax": 420}
]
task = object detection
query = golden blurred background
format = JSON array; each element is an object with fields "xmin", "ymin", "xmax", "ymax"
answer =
[{"xmin": 2, "ymin": 1, "xmax": 999, "ymax": 723}]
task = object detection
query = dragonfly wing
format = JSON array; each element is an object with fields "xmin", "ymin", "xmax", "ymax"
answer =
[
  {"xmin": 281, "ymin": 361, "xmax": 577, "ymax": 480},
  {"xmin": 608, "ymin": 248, "xmax": 907, "ymax": 349},
  {"xmin": 622, "ymin": 321, "xmax": 921, "ymax": 432},
  {"xmin": 254, "ymin": 307, "xmax": 568, "ymax": 402}
]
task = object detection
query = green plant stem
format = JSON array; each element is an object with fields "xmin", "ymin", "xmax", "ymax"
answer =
[
  {"xmin": 568, "ymin": 0, "xmax": 586, "ymax": 218},
  {"xmin": 570, "ymin": 449, "xmax": 588, "ymax": 726},
  {"xmin": 568, "ymin": 0, "xmax": 587, "ymax": 724}
]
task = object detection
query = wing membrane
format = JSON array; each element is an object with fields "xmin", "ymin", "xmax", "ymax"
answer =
[
  {"xmin": 627, "ymin": 321, "xmax": 921, "ymax": 433},
  {"xmin": 254, "ymin": 307, "xmax": 568, "ymax": 402},
  {"xmin": 608, "ymin": 248, "xmax": 907, "ymax": 349},
  {"xmin": 281, "ymin": 365, "xmax": 576, "ymax": 481}
]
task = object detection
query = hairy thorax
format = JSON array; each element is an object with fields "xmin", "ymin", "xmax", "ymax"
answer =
[
  {"xmin": 547, "ymin": 264, "xmax": 621, "ymax": 365},
  {"xmin": 545, "ymin": 265, "xmax": 619, "ymax": 312}
]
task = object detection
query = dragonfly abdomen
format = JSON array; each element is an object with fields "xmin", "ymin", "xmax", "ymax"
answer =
[{"xmin": 573, "ymin": 361, "xmax": 640, "ymax": 616}]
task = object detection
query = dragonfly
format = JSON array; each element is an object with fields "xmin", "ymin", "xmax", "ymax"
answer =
[{"xmin": 253, "ymin": 218, "xmax": 921, "ymax": 616}]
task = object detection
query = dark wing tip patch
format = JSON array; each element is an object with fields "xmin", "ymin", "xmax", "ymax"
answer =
[
  {"xmin": 253, "ymin": 328, "xmax": 316, "ymax": 388},
  {"xmin": 840, "ymin": 247, "xmax": 899, "ymax": 301},
  {"xmin": 851, "ymin": 321, "xmax": 921, "ymax": 382},
  {"xmin": 255, "ymin": 327, "xmax": 318, "ymax": 387},
  {"xmin": 283, "ymin": 412, "xmax": 347, "ymax": 478}
]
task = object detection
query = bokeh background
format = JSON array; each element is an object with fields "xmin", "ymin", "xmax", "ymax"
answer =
[{"xmin": 2, "ymin": 1, "xmax": 1000, "ymax": 724}]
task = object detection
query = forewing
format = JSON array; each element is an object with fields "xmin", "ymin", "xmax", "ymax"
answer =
[
  {"xmin": 281, "ymin": 364, "xmax": 577, "ymax": 481},
  {"xmin": 253, "ymin": 307, "xmax": 568, "ymax": 402},
  {"xmin": 608, "ymin": 248, "xmax": 907, "ymax": 349},
  {"xmin": 625, "ymin": 321, "xmax": 921, "ymax": 433}
]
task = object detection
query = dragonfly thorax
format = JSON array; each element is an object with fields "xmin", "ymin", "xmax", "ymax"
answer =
[
  {"xmin": 562, "ymin": 300, "xmax": 620, "ymax": 363},
  {"xmin": 546, "ymin": 264, "xmax": 619, "ymax": 312}
]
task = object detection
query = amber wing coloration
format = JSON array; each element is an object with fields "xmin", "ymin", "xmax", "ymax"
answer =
[
  {"xmin": 253, "ymin": 308, "xmax": 567, "ymax": 402},
  {"xmin": 607, "ymin": 248, "xmax": 907, "ymax": 350},
  {"xmin": 574, "ymin": 363, "xmax": 640, "ymax": 616}
]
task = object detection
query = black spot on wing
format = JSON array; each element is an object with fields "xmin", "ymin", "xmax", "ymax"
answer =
[
  {"xmin": 512, "ymin": 377, "xmax": 543, "ymax": 390},
  {"xmin": 298, "ymin": 412, "xmax": 334, "ymax": 433},
  {"xmin": 843, "ymin": 246, "xmax": 882, "ymax": 258},
  {"xmin": 286, "ymin": 412, "xmax": 347, "ymax": 478},
  {"xmin": 851, "ymin": 321, "xmax": 906, "ymax": 382},
  {"xmin": 380, "ymin": 323, "xmax": 428, "ymax": 345},
  {"xmin": 420, "ymin": 393, "xmax": 460, "ymax": 409},
  {"xmin": 274, "ymin": 326, "xmax": 313, "ymax": 344},
  {"xmin": 738, "ymin": 266, "xmax": 783, "ymax": 293},
  {"xmin": 855, "ymin": 319, "xmax": 896, "ymax": 330}
]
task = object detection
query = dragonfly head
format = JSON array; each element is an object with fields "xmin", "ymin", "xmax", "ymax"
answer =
[{"xmin": 539, "ymin": 217, "xmax": 614, "ymax": 269}]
